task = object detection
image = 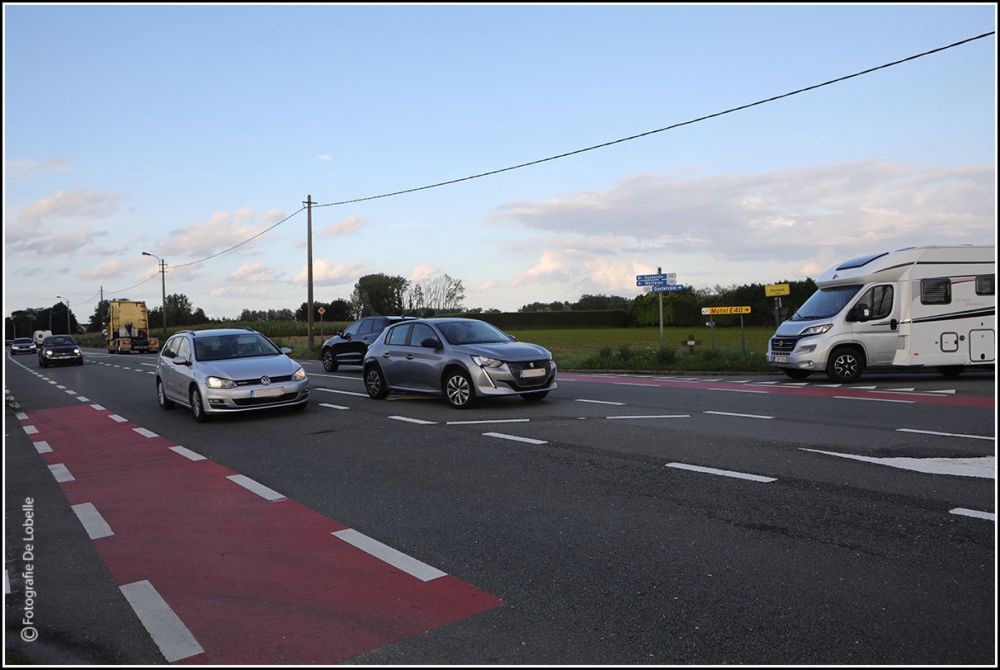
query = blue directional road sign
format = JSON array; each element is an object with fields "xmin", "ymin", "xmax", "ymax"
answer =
[
  {"xmin": 650, "ymin": 284, "xmax": 686, "ymax": 293},
  {"xmin": 636, "ymin": 273, "xmax": 677, "ymax": 286}
]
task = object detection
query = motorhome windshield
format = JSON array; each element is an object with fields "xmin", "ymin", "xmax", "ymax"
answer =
[{"xmin": 789, "ymin": 285, "xmax": 863, "ymax": 321}]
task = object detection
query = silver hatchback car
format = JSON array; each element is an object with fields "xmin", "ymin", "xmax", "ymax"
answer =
[
  {"xmin": 362, "ymin": 318, "xmax": 557, "ymax": 408},
  {"xmin": 155, "ymin": 328, "xmax": 309, "ymax": 422}
]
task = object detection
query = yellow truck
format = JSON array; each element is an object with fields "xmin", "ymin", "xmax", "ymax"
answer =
[{"xmin": 106, "ymin": 300, "xmax": 159, "ymax": 354}]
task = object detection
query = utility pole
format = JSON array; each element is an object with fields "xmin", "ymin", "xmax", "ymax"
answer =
[
  {"xmin": 657, "ymin": 266, "xmax": 664, "ymax": 350},
  {"xmin": 99, "ymin": 285, "xmax": 104, "ymax": 333},
  {"xmin": 142, "ymin": 252, "xmax": 168, "ymax": 341},
  {"xmin": 304, "ymin": 194, "xmax": 315, "ymax": 350}
]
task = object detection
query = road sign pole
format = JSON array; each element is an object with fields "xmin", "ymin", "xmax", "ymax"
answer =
[
  {"xmin": 740, "ymin": 314, "xmax": 746, "ymax": 353},
  {"xmin": 657, "ymin": 267, "xmax": 664, "ymax": 350}
]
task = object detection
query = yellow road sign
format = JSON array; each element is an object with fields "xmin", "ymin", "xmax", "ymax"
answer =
[
  {"xmin": 700, "ymin": 306, "xmax": 751, "ymax": 315},
  {"xmin": 765, "ymin": 283, "xmax": 790, "ymax": 297}
]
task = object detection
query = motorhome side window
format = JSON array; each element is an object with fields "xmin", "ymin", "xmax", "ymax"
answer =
[
  {"xmin": 920, "ymin": 278, "xmax": 951, "ymax": 305},
  {"xmin": 975, "ymin": 274, "xmax": 995, "ymax": 296},
  {"xmin": 856, "ymin": 285, "xmax": 894, "ymax": 319}
]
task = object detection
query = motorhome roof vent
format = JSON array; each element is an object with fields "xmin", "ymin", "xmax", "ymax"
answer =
[{"xmin": 836, "ymin": 251, "xmax": 888, "ymax": 271}]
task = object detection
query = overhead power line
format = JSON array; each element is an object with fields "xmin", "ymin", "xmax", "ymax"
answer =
[
  {"xmin": 316, "ymin": 31, "xmax": 995, "ymax": 209},
  {"xmin": 171, "ymin": 206, "xmax": 307, "ymax": 269}
]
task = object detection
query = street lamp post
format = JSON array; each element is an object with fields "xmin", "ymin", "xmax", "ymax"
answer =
[
  {"xmin": 142, "ymin": 252, "xmax": 167, "ymax": 341},
  {"xmin": 56, "ymin": 295, "xmax": 70, "ymax": 334}
]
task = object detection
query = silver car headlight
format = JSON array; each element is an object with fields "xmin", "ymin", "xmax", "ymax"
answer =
[
  {"xmin": 799, "ymin": 323, "xmax": 833, "ymax": 336},
  {"xmin": 291, "ymin": 366, "xmax": 306, "ymax": 381},
  {"xmin": 206, "ymin": 376, "xmax": 237, "ymax": 389},
  {"xmin": 471, "ymin": 355, "xmax": 504, "ymax": 368}
]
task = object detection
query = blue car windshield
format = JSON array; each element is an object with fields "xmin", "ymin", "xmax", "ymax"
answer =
[
  {"xmin": 437, "ymin": 321, "xmax": 513, "ymax": 345},
  {"xmin": 789, "ymin": 285, "xmax": 863, "ymax": 321},
  {"xmin": 194, "ymin": 334, "xmax": 281, "ymax": 361}
]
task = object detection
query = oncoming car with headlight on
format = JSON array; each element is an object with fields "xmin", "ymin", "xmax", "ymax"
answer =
[
  {"xmin": 362, "ymin": 318, "xmax": 557, "ymax": 409},
  {"xmin": 155, "ymin": 328, "xmax": 309, "ymax": 422},
  {"xmin": 38, "ymin": 335, "xmax": 83, "ymax": 367}
]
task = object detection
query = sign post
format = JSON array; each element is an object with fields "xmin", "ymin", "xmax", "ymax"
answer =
[
  {"xmin": 636, "ymin": 270, "xmax": 681, "ymax": 351},
  {"xmin": 318, "ymin": 305, "xmax": 326, "ymax": 338},
  {"xmin": 765, "ymin": 283, "xmax": 790, "ymax": 326},
  {"xmin": 700, "ymin": 306, "xmax": 752, "ymax": 354}
]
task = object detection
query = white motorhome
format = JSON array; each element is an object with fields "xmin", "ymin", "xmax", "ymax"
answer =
[
  {"xmin": 33, "ymin": 330, "xmax": 53, "ymax": 347},
  {"xmin": 767, "ymin": 245, "xmax": 995, "ymax": 382}
]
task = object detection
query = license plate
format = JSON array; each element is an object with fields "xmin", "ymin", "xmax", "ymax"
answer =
[
  {"xmin": 250, "ymin": 387, "xmax": 284, "ymax": 398},
  {"xmin": 521, "ymin": 368, "xmax": 546, "ymax": 378},
  {"xmin": 772, "ymin": 354, "xmax": 789, "ymax": 364}
]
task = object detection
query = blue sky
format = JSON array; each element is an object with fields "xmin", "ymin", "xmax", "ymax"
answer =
[{"xmin": 4, "ymin": 4, "xmax": 996, "ymax": 321}]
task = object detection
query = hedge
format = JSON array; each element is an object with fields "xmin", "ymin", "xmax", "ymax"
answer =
[{"xmin": 451, "ymin": 310, "xmax": 630, "ymax": 330}]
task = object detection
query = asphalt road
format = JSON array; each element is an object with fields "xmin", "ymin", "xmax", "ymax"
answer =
[{"xmin": 4, "ymin": 348, "xmax": 995, "ymax": 664}]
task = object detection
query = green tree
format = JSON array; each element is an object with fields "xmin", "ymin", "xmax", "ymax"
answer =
[{"xmin": 350, "ymin": 274, "xmax": 409, "ymax": 316}]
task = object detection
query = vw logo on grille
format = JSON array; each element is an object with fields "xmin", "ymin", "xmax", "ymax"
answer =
[{"xmin": 260, "ymin": 376, "xmax": 271, "ymax": 385}]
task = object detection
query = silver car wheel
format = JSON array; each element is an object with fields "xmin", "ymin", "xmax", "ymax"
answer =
[{"xmin": 445, "ymin": 373, "xmax": 472, "ymax": 408}]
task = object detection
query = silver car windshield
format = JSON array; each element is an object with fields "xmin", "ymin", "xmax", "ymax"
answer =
[
  {"xmin": 193, "ymin": 333, "xmax": 281, "ymax": 361},
  {"xmin": 437, "ymin": 321, "xmax": 512, "ymax": 345}
]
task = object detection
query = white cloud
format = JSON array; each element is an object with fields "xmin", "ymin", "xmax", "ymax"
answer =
[
  {"xmin": 79, "ymin": 258, "xmax": 158, "ymax": 281},
  {"xmin": 497, "ymin": 161, "xmax": 996, "ymax": 270},
  {"xmin": 7, "ymin": 156, "xmax": 71, "ymax": 179},
  {"xmin": 158, "ymin": 209, "xmax": 269, "ymax": 257},
  {"xmin": 321, "ymin": 215, "xmax": 365, "ymax": 238},
  {"xmin": 264, "ymin": 208, "xmax": 286, "ymax": 224},
  {"xmin": 227, "ymin": 262, "xmax": 281, "ymax": 284},
  {"xmin": 18, "ymin": 188, "xmax": 125, "ymax": 222},
  {"xmin": 410, "ymin": 263, "xmax": 438, "ymax": 282},
  {"xmin": 318, "ymin": 154, "xmax": 332, "ymax": 161},
  {"xmin": 292, "ymin": 259, "xmax": 365, "ymax": 287}
]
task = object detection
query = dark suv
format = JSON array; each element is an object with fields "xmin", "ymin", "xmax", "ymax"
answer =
[{"xmin": 321, "ymin": 316, "xmax": 413, "ymax": 372}]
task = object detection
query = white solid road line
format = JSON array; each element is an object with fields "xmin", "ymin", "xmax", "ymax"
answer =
[
  {"xmin": 119, "ymin": 580, "xmax": 205, "ymax": 663},
  {"xmin": 606, "ymin": 415, "xmax": 690, "ymax": 420},
  {"xmin": 133, "ymin": 427, "xmax": 159, "ymax": 438},
  {"xmin": 48, "ymin": 463, "xmax": 76, "ymax": 483},
  {"xmin": 169, "ymin": 446, "xmax": 206, "ymax": 461},
  {"xmin": 310, "ymin": 373, "xmax": 364, "ymax": 381},
  {"xmin": 949, "ymin": 508, "xmax": 995, "ymax": 522},
  {"xmin": 834, "ymin": 396, "xmax": 915, "ymax": 404},
  {"xmin": 708, "ymin": 388, "xmax": 769, "ymax": 394},
  {"xmin": 665, "ymin": 462, "xmax": 777, "ymax": 483},
  {"xmin": 33, "ymin": 441, "xmax": 53, "ymax": 454},
  {"xmin": 704, "ymin": 411, "xmax": 774, "ymax": 420},
  {"xmin": 482, "ymin": 432, "xmax": 548, "ymax": 445},
  {"xmin": 447, "ymin": 418, "xmax": 530, "ymax": 425},
  {"xmin": 575, "ymin": 399, "xmax": 625, "ymax": 406},
  {"xmin": 802, "ymin": 448, "xmax": 995, "ymax": 479},
  {"xmin": 896, "ymin": 428, "xmax": 993, "ymax": 441},
  {"xmin": 226, "ymin": 474, "xmax": 286, "ymax": 502},
  {"xmin": 71, "ymin": 502, "xmax": 115, "ymax": 539},
  {"xmin": 389, "ymin": 415, "xmax": 437, "ymax": 425},
  {"xmin": 314, "ymin": 387, "xmax": 369, "ymax": 398},
  {"xmin": 333, "ymin": 528, "xmax": 447, "ymax": 582},
  {"xmin": 318, "ymin": 402, "xmax": 350, "ymax": 410}
]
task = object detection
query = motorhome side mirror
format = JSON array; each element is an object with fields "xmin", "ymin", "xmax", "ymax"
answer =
[{"xmin": 421, "ymin": 337, "xmax": 442, "ymax": 349}]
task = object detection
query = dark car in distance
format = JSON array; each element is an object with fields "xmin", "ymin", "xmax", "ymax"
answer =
[
  {"xmin": 321, "ymin": 316, "xmax": 414, "ymax": 372},
  {"xmin": 38, "ymin": 335, "xmax": 83, "ymax": 367}
]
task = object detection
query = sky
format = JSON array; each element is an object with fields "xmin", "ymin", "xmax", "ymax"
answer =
[{"xmin": 3, "ymin": 3, "xmax": 997, "ymax": 322}]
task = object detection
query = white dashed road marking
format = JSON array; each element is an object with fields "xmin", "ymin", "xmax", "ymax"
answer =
[
  {"xmin": 49, "ymin": 463, "xmax": 76, "ymax": 483},
  {"xmin": 109, "ymin": 414, "xmax": 128, "ymax": 423},
  {"xmin": 333, "ymin": 529, "xmax": 447, "ymax": 582},
  {"xmin": 704, "ymin": 411, "xmax": 774, "ymax": 420},
  {"xmin": 33, "ymin": 441, "xmax": 53, "ymax": 454},
  {"xmin": 606, "ymin": 415, "xmax": 689, "ymax": 420},
  {"xmin": 319, "ymin": 403, "xmax": 350, "ymax": 410},
  {"xmin": 666, "ymin": 462, "xmax": 777, "ymax": 483},
  {"xmin": 482, "ymin": 432, "xmax": 548, "ymax": 445},
  {"xmin": 834, "ymin": 396, "xmax": 915, "ymax": 404},
  {"xmin": 169, "ymin": 446, "xmax": 206, "ymax": 461},
  {"xmin": 71, "ymin": 502, "xmax": 115, "ymax": 539},
  {"xmin": 23, "ymin": 425, "xmax": 39, "ymax": 435},
  {"xmin": 133, "ymin": 427, "xmax": 159, "ymax": 438},
  {"xmin": 91, "ymin": 404, "xmax": 106, "ymax": 411},
  {"xmin": 896, "ymin": 428, "xmax": 993, "ymax": 441},
  {"xmin": 801, "ymin": 449, "xmax": 995, "ymax": 479},
  {"xmin": 15, "ymin": 412, "xmax": 28, "ymax": 420},
  {"xmin": 708, "ymin": 388, "xmax": 769, "ymax": 394},
  {"xmin": 447, "ymin": 418, "xmax": 530, "ymax": 425},
  {"xmin": 226, "ymin": 475, "xmax": 286, "ymax": 502},
  {"xmin": 949, "ymin": 508, "xmax": 995, "ymax": 521},
  {"xmin": 389, "ymin": 416, "xmax": 437, "ymax": 425},
  {"xmin": 575, "ymin": 399, "xmax": 625, "ymax": 406},
  {"xmin": 119, "ymin": 580, "xmax": 205, "ymax": 662},
  {"xmin": 314, "ymin": 387, "xmax": 369, "ymax": 398}
]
